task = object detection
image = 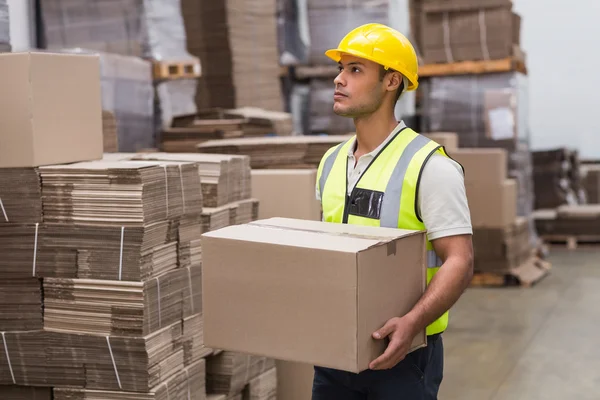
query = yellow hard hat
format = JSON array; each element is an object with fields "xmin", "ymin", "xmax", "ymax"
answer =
[{"xmin": 325, "ymin": 23, "xmax": 419, "ymax": 91}]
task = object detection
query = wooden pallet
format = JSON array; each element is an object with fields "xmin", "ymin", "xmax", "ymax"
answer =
[
  {"xmin": 153, "ymin": 58, "xmax": 201, "ymax": 80},
  {"xmin": 419, "ymin": 56, "xmax": 527, "ymax": 78},
  {"xmin": 470, "ymin": 257, "xmax": 551, "ymax": 288},
  {"xmin": 541, "ymin": 235, "xmax": 600, "ymax": 250}
]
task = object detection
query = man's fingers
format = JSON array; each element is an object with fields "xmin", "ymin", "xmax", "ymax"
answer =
[
  {"xmin": 373, "ymin": 319, "xmax": 396, "ymax": 340},
  {"xmin": 369, "ymin": 340, "xmax": 398, "ymax": 370}
]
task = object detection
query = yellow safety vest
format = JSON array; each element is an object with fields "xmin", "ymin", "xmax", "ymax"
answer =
[{"xmin": 316, "ymin": 126, "xmax": 462, "ymax": 336}]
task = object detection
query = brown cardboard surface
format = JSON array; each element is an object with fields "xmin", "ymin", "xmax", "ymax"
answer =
[
  {"xmin": 454, "ymin": 148, "xmax": 507, "ymax": 183},
  {"xmin": 466, "ymin": 179, "xmax": 517, "ymax": 228},
  {"xmin": 251, "ymin": 169, "xmax": 320, "ymax": 221},
  {"xmin": 275, "ymin": 361, "xmax": 314, "ymax": 400},
  {"xmin": 423, "ymin": 132, "xmax": 459, "ymax": 152},
  {"xmin": 0, "ymin": 52, "xmax": 103, "ymax": 167},
  {"xmin": 202, "ymin": 218, "xmax": 427, "ymax": 373}
]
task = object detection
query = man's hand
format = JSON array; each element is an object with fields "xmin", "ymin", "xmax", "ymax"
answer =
[{"xmin": 369, "ymin": 315, "xmax": 418, "ymax": 370}]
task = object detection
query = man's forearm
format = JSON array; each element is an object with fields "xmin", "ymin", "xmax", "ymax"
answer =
[{"xmin": 405, "ymin": 255, "xmax": 473, "ymax": 334}]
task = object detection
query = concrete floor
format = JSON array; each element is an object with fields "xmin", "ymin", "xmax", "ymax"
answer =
[{"xmin": 440, "ymin": 248, "xmax": 600, "ymax": 400}]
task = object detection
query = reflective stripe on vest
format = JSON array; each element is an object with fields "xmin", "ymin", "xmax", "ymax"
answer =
[{"xmin": 319, "ymin": 139, "xmax": 351, "ymax": 199}]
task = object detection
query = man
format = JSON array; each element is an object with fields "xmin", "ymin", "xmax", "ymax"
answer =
[{"xmin": 313, "ymin": 23, "xmax": 474, "ymax": 399}]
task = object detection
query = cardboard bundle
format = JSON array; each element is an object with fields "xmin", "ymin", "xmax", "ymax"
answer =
[
  {"xmin": 181, "ymin": 0, "xmax": 283, "ymax": 111},
  {"xmin": 202, "ymin": 206, "xmax": 234, "ymax": 232},
  {"xmin": 243, "ymin": 368, "xmax": 277, "ymax": 400},
  {"xmin": 532, "ymin": 148, "xmax": 583, "ymax": 209},
  {"xmin": 306, "ymin": 0, "xmax": 388, "ymax": 65},
  {"xmin": 102, "ymin": 111, "xmax": 119, "ymax": 153},
  {"xmin": 534, "ymin": 205, "xmax": 600, "ymax": 237},
  {"xmin": 162, "ymin": 119, "xmax": 246, "ymax": 153},
  {"xmin": 0, "ymin": 224, "xmax": 46, "ymax": 279},
  {"xmin": 178, "ymin": 214, "xmax": 204, "ymax": 269},
  {"xmin": 43, "ymin": 268, "xmax": 185, "ymax": 337},
  {"xmin": 197, "ymin": 136, "xmax": 350, "ymax": 169},
  {"xmin": 183, "ymin": 314, "xmax": 212, "ymax": 367},
  {"xmin": 472, "ymin": 217, "xmax": 531, "ymax": 273},
  {"xmin": 0, "ymin": 386, "xmax": 52, "ymax": 400},
  {"xmin": 131, "ymin": 153, "xmax": 251, "ymax": 208},
  {"xmin": 0, "ymin": 278, "xmax": 43, "ymax": 331},
  {"xmin": 582, "ymin": 165, "xmax": 600, "ymax": 204},
  {"xmin": 36, "ymin": 222, "xmax": 172, "ymax": 280},
  {"xmin": 230, "ymin": 199, "xmax": 260, "ymax": 225},
  {"xmin": 225, "ymin": 108, "xmax": 294, "ymax": 136},
  {"xmin": 309, "ymin": 79, "xmax": 356, "ymax": 135},
  {"xmin": 39, "ymin": 161, "xmax": 169, "ymax": 226},
  {"xmin": 417, "ymin": 0, "xmax": 521, "ymax": 63},
  {"xmin": 0, "ymin": 169, "xmax": 42, "ymax": 224},
  {"xmin": 53, "ymin": 359, "xmax": 206, "ymax": 400},
  {"xmin": 0, "ymin": 0, "xmax": 9, "ymax": 51},
  {"xmin": 206, "ymin": 352, "xmax": 276, "ymax": 395},
  {"xmin": 182, "ymin": 266, "xmax": 203, "ymax": 319}
]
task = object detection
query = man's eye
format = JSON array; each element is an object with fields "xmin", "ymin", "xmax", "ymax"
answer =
[
  {"xmin": 338, "ymin": 66, "xmax": 343, "ymax": 72},
  {"xmin": 352, "ymin": 67, "xmax": 360, "ymax": 73}
]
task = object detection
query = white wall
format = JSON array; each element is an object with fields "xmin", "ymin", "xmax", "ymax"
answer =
[
  {"xmin": 7, "ymin": 0, "xmax": 35, "ymax": 51},
  {"xmin": 513, "ymin": 0, "xmax": 600, "ymax": 159}
]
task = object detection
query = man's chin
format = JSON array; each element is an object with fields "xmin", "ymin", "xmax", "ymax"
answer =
[{"xmin": 333, "ymin": 105, "xmax": 353, "ymax": 118}]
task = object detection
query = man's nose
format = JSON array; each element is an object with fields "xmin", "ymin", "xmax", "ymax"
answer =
[{"xmin": 334, "ymin": 71, "xmax": 346, "ymax": 87}]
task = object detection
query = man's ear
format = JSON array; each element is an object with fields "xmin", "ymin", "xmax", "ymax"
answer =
[{"xmin": 386, "ymin": 72, "xmax": 402, "ymax": 93}]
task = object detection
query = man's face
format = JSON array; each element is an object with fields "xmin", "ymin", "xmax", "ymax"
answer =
[{"xmin": 332, "ymin": 54, "xmax": 388, "ymax": 118}]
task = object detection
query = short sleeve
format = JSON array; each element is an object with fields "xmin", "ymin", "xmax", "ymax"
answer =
[{"xmin": 418, "ymin": 154, "xmax": 473, "ymax": 241}]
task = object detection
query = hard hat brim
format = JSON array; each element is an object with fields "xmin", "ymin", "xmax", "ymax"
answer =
[{"xmin": 325, "ymin": 48, "xmax": 418, "ymax": 91}]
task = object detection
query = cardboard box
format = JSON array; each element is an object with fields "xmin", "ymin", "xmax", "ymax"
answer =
[
  {"xmin": 466, "ymin": 179, "xmax": 517, "ymax": 228},
  {"xmin": 423, "ymin": 132, "xmax": 459, "ymax": 152},
  {"xmin": 251, "ymin": 169, "xmax": 321, "ymax": 221},
  {"xmin": 276, "ymin": 361, "xmax": 314, "ymax": 400},
  {"xmin": 454, "ymin": 148, "xmax": 507, "ymax": 183},
  {"xmin": 0, "ymin": 52, "xmax": 103, "ymax": 167},
  {"xmin": 202, "ymin": 217, "xmax": 428, "ymax": 373}
]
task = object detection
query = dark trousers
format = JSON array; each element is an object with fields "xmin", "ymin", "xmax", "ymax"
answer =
[{"xmin": 312, "ymin": 335, "xmax": 444, "ymax": 400}]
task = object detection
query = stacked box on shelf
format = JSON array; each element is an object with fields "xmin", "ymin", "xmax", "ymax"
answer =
[
  {"xmin": 452, "ymin": 148, "xmax": 542, "ymax": 278},
  {"xmin": 531, "ymin": 148, "xmax": 585, "ymax": 209},
  {"xmin": 413, "ymin": 0, "xmax": 522, "ymax": 64},
  {"xmin": 39, "ymin": 0, "xmax": 199, "ymax": 140},
  {"xmin": 534, "ymin": 205, "xmax": 600, "ymax": 238},
  {"xmin": 582, "ymin": 165, "xmax": 600, "ymax": 204},
  {"xmin": 181, "ymin": 0, "xmax": 283, "ymax": 111}
]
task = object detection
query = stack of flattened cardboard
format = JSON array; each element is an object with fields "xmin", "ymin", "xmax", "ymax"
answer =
[
  {"xmin": 39, "ymin": 160, "xmax": 169, "ymax": 226},
  {"xmin": 130, "ymin": 153, "xmax": 251, "ymax": 208},
  {"xmin": 183, "ymin": 314, "xmax": 212, "ymax": 368},
  {"xmin": 43, "ymin": 268, "xmax": 185, "ymax": 337},
  {"xmin": 206, "ymin": 352, "xmax": 276, "ymax": 396},
  {"xmin": 534, "ymin": 205, "xmax": 600, "ymax": 238},
  {"xmin": 243, "ymin": 368, "xmax": 277, "ymax": 400},
  {"xmin": 225, "ymin": 108, "xmax": 294, "ymax": 137},
  {"xmin": 0, "ymin": 278, "xmax": 43, "ymax": 331},
  {"xmin": 0, "ymin": 324, "xmax": 183, "ymax": 390},
  {"xmin": 582, "ymin": 165, "xmax": 600, "ymax": 204},
  {"xmin": 0, "ymin": 168, "xmax": 42, "ymax": 224},
  {"xmin": 532, "ymin": 148, "xmax": 583, "ymax": 209},
  {"xmin": 181, "ymin": 0, "xmax": 283, "ymax": 111},
  {"xmin": 0, "ymin": 386, "xmax": 52, "ymax": 400},
  {"xmin": 197, "ymin": 136, "xmax": 350, "ymax": 169},
  {"xmin": 53, "ymin": 359, "xmax": 207, "ymax": 400},
  {"xmin": 162, "ymin": 119, "xmax": 246, "ymax": 153},
  {"xmin": 416, "ymin": 0, "xmax": 521, "ymax": 64}
]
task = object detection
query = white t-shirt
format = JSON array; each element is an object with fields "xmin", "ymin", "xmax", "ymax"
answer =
[{"xmin": 316, "ymin": 122, "xmax": 473, "ymax": 241}]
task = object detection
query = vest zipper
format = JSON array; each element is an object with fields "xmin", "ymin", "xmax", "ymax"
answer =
[{"xmin": 341, "ymin": 126, "xmax": 407, "ymax": 224}]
